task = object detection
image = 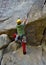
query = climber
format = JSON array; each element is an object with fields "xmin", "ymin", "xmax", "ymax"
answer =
[{"xmin": 15, "ymin": 18, "xmax": 27, "ymax": 55}]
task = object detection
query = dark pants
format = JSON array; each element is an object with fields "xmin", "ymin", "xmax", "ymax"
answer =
[{"xmin": 18, "ymin": 34, "xmax": 26, "ymax": 43}]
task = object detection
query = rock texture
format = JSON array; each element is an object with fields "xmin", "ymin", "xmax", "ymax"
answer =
[
  {"xmin": 0, "ymin": 0, "xmax": 35, "ymax": 21},
  {"xmin": 0, "ymin": 34, "xmax": 10, "ymax": 49},
  {"xmin": 0, "ymin": 50, "xmax": 3, "ymax": 63},
  {"xmin": 0, "ymin": 0, "xmax": 44, "ymax": 21},
  {"xmin": 27, "ymin": 1, "xmax": 46, "ymax": 22},
  {"xmin": 25, "ymin": 17, "xmax": 46, "ymax": 45},
  {"xmin": 0, "ymin": 0, "xmax": 45, "ymax": 31},
  {"xmin": 7, "ymin": 41, "xmax": 21, "ymax": 52},
  {"xmin": 1, "ymin": 46, "xmax": 46, "ymax": 65}
]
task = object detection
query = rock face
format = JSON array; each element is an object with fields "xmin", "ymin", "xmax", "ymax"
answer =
[
  {"xmin": 0, "ymin": 34, "xmax": 10, "ymax": 49},
  {"xmin": 0, "ymin": 0, "xmax": 44, "ymax": 20},
  {"xmin": 0, "ymin": 0, "xmax": 35, "ymax": 21},
  {"xmin": 42, "ymin": 43, "xmax": 46, "ymax": 65},
  {"xmin": 0, "ymin": 50, "xmax": 3, "ymax": 64},
  {"xmin": 0, "ymin": 0, "xmax": 45, "ymax": 31},
  {"xmin": 25, "ymin": 17, "xmax": 46, "ymax": 45},
  {"xmin": 0, "ymin": 29, "xmax": 17, "ymax": 41},
  {"xmin": 7, "ymin": 41, "xmax": 21, "ymax": 52},
  {"xmin": 1, "ymin": 46, "xmax": 46, "ymax": 65},
  {"xmin": 27, "ymin": 1, "xmax": 46, "ymax": 22}
]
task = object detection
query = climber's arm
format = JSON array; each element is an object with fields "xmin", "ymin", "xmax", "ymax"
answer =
[
  {"xmin": 23, "ymin": 18, "xmax": 27, "ymax": 25},
  {"xmin": 24, "ymin": 19, "xmax": 27, "ymax": 24}
]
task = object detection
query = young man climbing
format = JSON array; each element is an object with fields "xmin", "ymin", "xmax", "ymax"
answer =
[{"xmin": 15, "ymin": 18, "xmax": 27, "ymax": 55}]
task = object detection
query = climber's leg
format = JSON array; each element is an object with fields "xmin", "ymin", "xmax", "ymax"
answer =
[{"xmin": 22, "ymin": 35, "xmax": 27, "ymax": 55}]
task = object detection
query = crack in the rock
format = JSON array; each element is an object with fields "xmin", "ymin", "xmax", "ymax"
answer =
[{"xmin": 0, "ymin": 48, "xmax": 6, "ymax": 65}]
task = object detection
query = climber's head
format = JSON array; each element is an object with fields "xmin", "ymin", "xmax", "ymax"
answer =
[{"xmin": 16, "ymin": 18, "xmax": 22, "ymax": 25}]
